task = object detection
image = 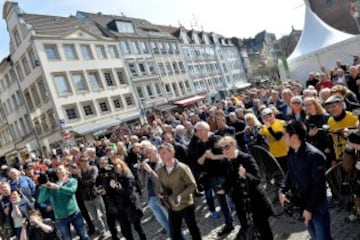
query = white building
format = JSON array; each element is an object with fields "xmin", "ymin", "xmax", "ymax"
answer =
[{"xmin": 1, "ymin": 2, "xmax": 141, "ymax": 160}]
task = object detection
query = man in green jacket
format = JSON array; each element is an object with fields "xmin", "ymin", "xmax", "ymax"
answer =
[
  {"xmin": 156, "ymin": 143, "xmax": 202, "ymax": 240},
  {"xmin": 37, "ymin": 165, "xmax": 89, "ymax": 240}
]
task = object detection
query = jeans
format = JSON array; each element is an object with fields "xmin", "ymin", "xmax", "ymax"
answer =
[
  {"xmin": 307, "ymin": 200, "xmax": 332, "ymax": 240},
  {"xmin": 169, "ymin": 204, "xmax": 201, "ymax": 240},
  {"xmin": 148, "ymin": 196, "xmax": 170, "ymax": 236},
  {"xmin": 84, "ymin": 196, "xmax": 106, "ymax": 234},
  {"xmin": 204, "ymin": 176, "xmax": 233, "ymax": 225},
  {"xmin": 56, "ymin": 211, "xmax": 90, "ymax": 240}
]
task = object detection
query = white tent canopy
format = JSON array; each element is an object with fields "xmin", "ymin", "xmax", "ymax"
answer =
[{"xmin": 287, "ymin": 1, "xmax": 357, "ymax": 84}]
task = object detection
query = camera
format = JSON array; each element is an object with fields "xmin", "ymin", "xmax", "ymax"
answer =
[
  {"xmin": 283, "ymin": 191, "xmax": 302, "ymax": 220},
  {"xmin": 160, "ymin": 186, "xmax": 173, "ymax": 209}
]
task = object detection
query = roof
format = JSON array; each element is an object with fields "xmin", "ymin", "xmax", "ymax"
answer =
[
  {"xmin": 22, "ymin": 14, "xmax": 104, "ymax": 37},
  {"xmin": 77, "ymin": 11, "xmax": 176, "ymax": 40},
  {"xmin": 287, "ymin": 5, "xmax": 355, "ymax": 61}
]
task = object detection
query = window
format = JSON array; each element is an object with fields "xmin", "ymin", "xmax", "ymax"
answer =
[
  {"xmin": 179, "ymin": 62, "xmax": 185, "ymax": 73},
  {"xmin": 116, "ymin": 71, "xmax": 127, "ymax": 85},
  {"xmin": 16, "ymin": 90, "xmax": 23, "ymax": 105},
  {"xmin": 155, "ymin": 83, "xmax": 162, "ymax": 96},
  {"xmin": 1, "ymin": 80, "xmax": 5, "ymax": 90},
  {"xmin": 129, "ymin": 41, "xmax": 139, "ymax": 54},
  {"xmin": 6, "ymin": 99, "xmax": 12, "ymax": 113},
  {"xmin": 11, "ymin": 94, "xmax": 18, "ymax": 109},
  {"xmin": 13, "ymin": 28, "xmax": 21, "ymax": 47},
  {"xmin": 5, "ymin": 74, "xmax": 11, "ymax": 87},
  {"xmin": 137, "ymin": 86, "xmax": 144, "ymax": 99},
  {"xmin": 45, "ymin": 45, "xmax": 60, "ymax": 60},
  {"xmin": 26, "ymin": 48, "xmax": 37, "ymax": 69},
  {"xmin": 34, "ymin": 119, "xmax": 42, "ymax": 135},
  {"xmin": 71, "ymin": 73, "xmax": 88, "ymax": 92},
  {"xmin": 172, "ymin": 83, "xmax": 179, "ymax": 96},
  {"xmin": 9, "ymin": 70, "xmax": 17, "ymax": 84},
  {"xmin": 37, "ymin": 78, "xmax": 49, "ymax": 101},
  {"xmin": 98, "ymin": 100, "xmax": 109, "ymax": 112},
  {"xmin": 112, "ymin": 98, "xmax": 123, "ymax": 109},
  {"xmin": 47, "ymin": 110, "xmax": 57, "ymax": 129},
  {"xmin": 41, "ymin": 116, "xmax": 49, "ymax": 133},
  {"xmin": 82, "ymin": 103, "xmax": 95, "ymax": 116},
  {"xmin": 80, "ymin": 45, "xmax": 93, "ymax": 60},
  {"xmin": 88, "ymin": 72, "xmax": 103, "ymax": 91},
  {"xmin": 148, "ymin": 62, "xmax": 156, "ymax": 74},
  {"xmin": 172, "ymin": 43, "xmax": 179, "ymax": 53},
  {"xmin": 2, "ymin": 103, "xmax": 8, "ymax": 116},
  {"xmin": 138, "ymin": 63, "xmax": 146, "ymax": 75},
  {"xmin": 31, "ymin": 85, "xmax": 41, "ymax": 106},
  {"xmin": 24, "ymin": 91, "xmax": 34, "ymax": 110},
  {"xmin": 22, "ymin": 57, "xmax": 31, "ymax": 75},
  {"xmin": 185, "ymin": 80, "xmax": 190, "ymax": 89},
  {"xmin": 19, "ymin": 118, "xmax": 27, "ymax": 135},
  {"xmin": 128, "ymin": 63, "xmax": 137, "ymax": 77},
  {"xmin": 165, "ymin": 63, "xmax": 173, "ymax": 75},
  {"xmin": 120, "ymin": 41, "xmax": 130, "ymax": 54},
  {"xmin": 125, "ymin": 95, "xmax": 134, "ymax": 106},
  {"xmin": 108, "ymin": 45, "xmax": 119, "ymax": 59},
  {"xmin": 165, "ymin": 83, "xmax": 171, "ymax": 93},
  {"xmin": 103, "ymin": 71, "xmax": 115, "ymax": 87},
  {"xmin": 150, "ymin": 42, "xmax": 159, "ymax": 54},
  {"xmin": 15, "ymin": 64, "xmax": 24, "ymax": 81},
  {"xmin": 146, "ymin": 85, "xmax": 153, "ymax": 97},
  {"xmin": 158, "ymin": 42, "xmax": 166, "ymax": 53},
  {"xmin": 64, "ymin": 106, "xmax": 78, "ymax": 120},
  {"xmin": 166, "ymin": 43, "xmax": 172, "ymax": 53},
  {"xmin": 53, "ymin": 74, "xmax": 72, "ymax": 95},
  {"xmin": 95, "ymin": 45, "xmax": 107, "ymax": 59},
  {"xmin": 139, "ymin": 41, "xmax": 149, "ymax": 53},
  {"xmin": 179, "ymin": 82, "xmax": 185, "ymax": 95},
  {"xmin": 63, "ymin": 44, "xmax": 78, "ymax": 60},
  {"xmin": 115, "ymin": 21, "xmax": 135, "ymax": 33},
  {"xmin": 9, "ymin": 124, "xmax": 16, "ymax": 140},
  {"xmin": 172, "ymin": 62, "xmax": 179, "ymax": 74},
  {"xmin": 157, "ymin": 63, "xmax": 166, "ymax": 76}
]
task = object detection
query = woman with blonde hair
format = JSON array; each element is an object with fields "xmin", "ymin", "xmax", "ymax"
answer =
[
  {"xmin": 243, "ymin": 113, "xmax": 267, "ymax": 151},
  {"xmin": 107, "ymin": 159, "xmax": 146, "ymax": 240},
  {"xmin": 304, "ymin": 97, "xmax": 334, "ymax": 169}
]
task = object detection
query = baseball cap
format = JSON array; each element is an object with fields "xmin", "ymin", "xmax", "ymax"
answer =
[{"xmin": 324, "ymin": 95, "xmax": 343, "ymax": 106}]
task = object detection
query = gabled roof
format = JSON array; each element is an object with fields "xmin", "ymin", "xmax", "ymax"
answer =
[
  {"xmin": 288, "ymin": 5, "xmax": 355, "ymax": 60},
  {"xmin": 77, "ymin": 11, "xmax": 175, "ymax": 40},
  {"xmin": 22, "ymin": 14, "xmax": 104, "ymax": 37}
]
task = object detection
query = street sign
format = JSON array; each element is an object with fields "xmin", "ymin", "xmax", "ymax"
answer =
[
  {"xmin": 63, "ymin": 133, "xmax": 71, "ymax": 140},
  {"xmin": 59, "ymin": 119, "xmax": 66, "ymax": 124},
  {"xmin": 140, "ymin": 109, "xmax": 145, "ymax": 116}
]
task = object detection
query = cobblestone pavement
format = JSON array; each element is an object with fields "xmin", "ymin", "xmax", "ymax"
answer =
[{"xmin": 91, "ymin": 196, "xmax": 360, "ymax": 240}]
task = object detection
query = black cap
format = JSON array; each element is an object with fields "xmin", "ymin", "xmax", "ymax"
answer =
[{"xmin": 324, "ymin": 95, "xmax": 343, "ymax": 106}]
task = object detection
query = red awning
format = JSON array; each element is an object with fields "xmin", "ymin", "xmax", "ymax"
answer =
[{"xmin": 173, "ymin": 95, "xmax": 206, "ymax": 107}]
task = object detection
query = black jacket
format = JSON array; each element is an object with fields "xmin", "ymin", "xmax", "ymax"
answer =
[
  {"xmin": 280, "ymin": 142, "xmax": 327, "ymax": 212},
  {"xmin": 224, "ymin": 150, "xmax": 273, "ymax": 217}
]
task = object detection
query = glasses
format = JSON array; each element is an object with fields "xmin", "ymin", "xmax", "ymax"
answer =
[{"xmin": 221, "ymin": 144, "xmax": 232, "ymax": 151}]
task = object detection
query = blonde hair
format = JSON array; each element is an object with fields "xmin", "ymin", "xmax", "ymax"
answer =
[
  {"xmin": 244, "ymin": 113, "xmax": 261, "ymax": 127},
  {"xmin": 218, "ymin": 136, "xmax": 237, "ymax": 148},
  {"xmin": 303, "ymin": 97, "xmax": 326, "ymax": 115}
]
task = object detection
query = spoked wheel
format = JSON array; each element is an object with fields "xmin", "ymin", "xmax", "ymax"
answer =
[
  {"xmin": 326, "ymin": 162, "xmax": 353, "ymax": 210},
  {"xmin": 249, "ymin": 145, "xmax": 285, "ymax": 216}
]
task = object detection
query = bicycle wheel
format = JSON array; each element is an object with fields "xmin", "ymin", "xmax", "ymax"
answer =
[
  {"xmin": 326, "ymin": 162, "xmax": 352, "ymax": 209},
  {"xmin": 249, "ymin": 145, "xmax": 285, "ymax": 216}
]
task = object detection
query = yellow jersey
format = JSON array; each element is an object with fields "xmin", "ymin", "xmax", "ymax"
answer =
[
  {"xmin": 259, "ymin": 119, "xmax": 289, "ymax": 158},
  {"xmin": 328, "ymin": 111, "xmax": 358, "ymax": 160}
]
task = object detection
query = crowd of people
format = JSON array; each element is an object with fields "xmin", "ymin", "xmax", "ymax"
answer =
[{"xmin": 1, "ymin": 58, "xmax": 360, "ymax": 240}]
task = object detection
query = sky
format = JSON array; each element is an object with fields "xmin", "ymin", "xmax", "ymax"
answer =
[{"xmin": 0, "ymin": 0, "xmax": 305, "ymax": 59}]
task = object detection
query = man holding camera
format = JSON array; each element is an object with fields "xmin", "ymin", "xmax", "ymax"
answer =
[
  {"xmin": 279, "ymin": 120, "xmax": 332, "ymax": 240},
  {"xmin": 156, "ymin": 143, "xmax": 201, "ymax": 240}
]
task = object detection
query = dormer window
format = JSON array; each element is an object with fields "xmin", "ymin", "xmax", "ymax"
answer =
[
  {"xmin": 12, "ymin": 27, "xmax": 21, "ymax": 47},
  {"xmin": 115, "ymin": 21, "xmax": 134, "ymax": 33}
]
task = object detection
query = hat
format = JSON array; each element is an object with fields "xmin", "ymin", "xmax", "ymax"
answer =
[
  {"xmin": 324, "ymin": 95, "xmax": 343, "ymax": 106},
  {"xmin": 261, "ymin": 108, "xmax": 273, "ymax": 118}
]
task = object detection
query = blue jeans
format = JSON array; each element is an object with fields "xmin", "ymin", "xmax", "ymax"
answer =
[
  {"xmin": 148, "ymin": 196, "xmax": 170, "ymax": 236},
  {"xmin": 307, "ymin": 200, "xmax": 332, "ymax": 240},
  {"xmin": 204, "ymin": 176, "xmax": 233, "ymax": 225},
  {"xmin": 56, "ymin": 211, "xmax": 90, "ymax": 240}
]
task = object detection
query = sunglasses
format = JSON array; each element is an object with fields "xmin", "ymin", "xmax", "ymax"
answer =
[{"xmin": 221, "ymin": 144, "xmax": 232, "ymax": 151}]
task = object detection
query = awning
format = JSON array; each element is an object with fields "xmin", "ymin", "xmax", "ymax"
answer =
[
  {"xmin": 153, "ymin": 104, "xmax": 177, "ymax": 112},
  {"xmin": 71, "ymin": 113, "xmax": 139, "ymax": 135},
  {"xmin": 234, "ymin": 82, "xmax": 251, "ymax": 89},
  {"xmin": 173, "ymin": 95, "xmax": 206, "ymax": 107}
]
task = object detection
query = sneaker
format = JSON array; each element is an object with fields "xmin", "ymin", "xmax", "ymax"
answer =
[
  {"xmin": 217, "ymin": 224, "xmax": 234, "ymax": 236},
  {"xmin": 210, "ymin": 211, "xmax": 220, "ymax": 218}
]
